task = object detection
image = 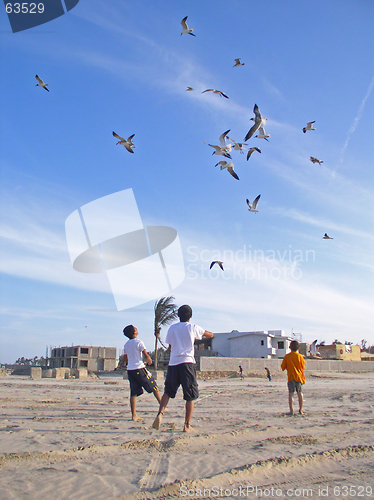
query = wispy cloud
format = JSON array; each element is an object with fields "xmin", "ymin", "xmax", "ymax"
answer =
[
  {"xmin": 0, "ymin": 306, "xmax": 80, "ymax": 321},
  {"xmin": 274, "ymin": 207, "xmax": 374, "ymax": 240},
  {"xmin": 262, "ymin": 150, "xmax": 374, "ymax": 221},
  {"xmin": 0, "ymin": 190, "xmax": 113, "ymax": 294},
  {"xmin": 0, "ymin": 183, "xmax": 372, "ymax": 352},
  {"xmin": 175, "ymin": 261, "xmax": 374, "ymax": 343},
  {"xmin": 340, "ymin": 75, "xmax": 374, "ymax": 161},
  {"xmin": 262, "ymin": 77, "xmax": 285, "ymax": 101}
]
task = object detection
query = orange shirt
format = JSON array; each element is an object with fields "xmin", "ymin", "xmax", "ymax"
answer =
[{"xmin": 281, "ymin": 351, "xmax": 305, "ymax": 384}]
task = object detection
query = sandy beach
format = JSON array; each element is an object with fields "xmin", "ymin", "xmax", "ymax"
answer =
[{"xmin": 1, "ymin": 372, "xmax": 373, "ymax": 500}]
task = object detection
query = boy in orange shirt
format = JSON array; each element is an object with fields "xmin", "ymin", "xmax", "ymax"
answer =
[{"xmin": 281, "ymin": 340, "xmax": 305, "ymax": 415}]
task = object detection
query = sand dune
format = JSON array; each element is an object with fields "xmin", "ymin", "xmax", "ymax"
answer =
[{"xmin": 1, "ymin": 372, "xmax": 373, "ymax": 499}]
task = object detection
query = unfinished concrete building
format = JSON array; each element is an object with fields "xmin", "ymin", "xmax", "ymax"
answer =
[{"xmin": 49, "ymin": 346, "xmax": 117, "ymax": 371}]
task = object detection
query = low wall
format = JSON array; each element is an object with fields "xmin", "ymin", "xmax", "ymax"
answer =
[
  {"xmin": 30, "ymin": 367, "xmax": 42, "ymax": 379},
  {"xmin": 200, "ymin": 357, "xmax": 374, "ymax": 374},
  {"xmin": 71, "ymin": 368, "xmax": 88, "ymax": 379},
  {"xmin": 196, "ymin": 371, "xmax": 237, "ymax": 380},
  {"xmin": 11, "ymin": 366, "xmax": 32, "ymax": 376}
]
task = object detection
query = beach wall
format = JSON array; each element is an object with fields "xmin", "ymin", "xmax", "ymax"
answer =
[{"xmin": 200, "ymin": 357, "xmax": 374, "ymax": 374}]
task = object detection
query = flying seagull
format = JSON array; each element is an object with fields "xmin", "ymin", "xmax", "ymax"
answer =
[
  {"xmin": 202, "ymin": 89, "xmax": 229, "ymax": 99},
  {"xmin": 303, "ymin": 121, "xmax": 315, "ymax": 133},
  {"xmin": 323, "ymin": 233, "xmax": 333, "ymax": 239},
  {"xmin": 246, "ymin": 147, "xmax": 262, "ymax": 160},
  {"xmin": 244, "ymin": 104, "xmax": 262, "ymax": 142},
  {"xmin": 181, "ymin": 16, "xmax": 195, "ymax": 36},
  {"xmin": 227, "ymin": 137, "xmax": 248, "ymax": 154},
  {"xmin": 208, "ymin": 144, "xmax": 232, "ymax": 159},
  {"xmin": 310, "ymin": 339, "xmax": 319, "ymax": 354},
  {"xmin": 112, "ymin": 131, "xmax": 135, "ymax": 153},
  {"xmin": 255, "ymin": 126, "xmax": 271, "ymax": 141},
  {"xmin": 218, "ymin": 129, "xmax": 232, "ymax": 152},
  {"xmin": 207, "ymin": 130, "xmax": 232, "ymax": 158},
  {"xmin": 210, "ymin": 261, "xmax": 224, "ymax": 271},
  {"xmin": 233, "ymin": 58, "xmax": 244, "ymax": 67},
  {"xmin": 215, "ymin": 160, "xmax": 239, "ymax": 180},
  {"xmin": 35, "ymin": 75, "xmax": 49, "ymax": 92},
  {"xmin": 186, "ymin": 86, "xmax": 194, "ymax": 91},
  {"xmin": 310, "ymin": 156, "xmax": 323, "ymax": 165},
  {"xmin": 250, "ymin": 115, "xmax": 267, "ymax": 127},
  {"xmin": 246, "ymin": 195, "xmax": 261, "ymax": 212}
]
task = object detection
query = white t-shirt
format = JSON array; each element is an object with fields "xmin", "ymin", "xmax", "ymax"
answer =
[
  {"xmin": 124, "ymin": 338, "xmax": 146, "ymax": 370},
  {"xmin": 165, "ymin": 322, "xmax": 205, "ymax": 366}
]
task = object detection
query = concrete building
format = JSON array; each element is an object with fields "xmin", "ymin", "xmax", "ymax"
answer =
[
  {"xmin": 318, "ymin": 344, "xmax": 361, "ymax": 361},
  {"xmin": 361, "ymin": 352, "xmax": 374, "ymax": 361},
  {"xmin": 212, "ymin": 330, "xmax": 294, "ymax": 359},
  {"xmin": 49, "ymin": 345, "xmax": 117, "ymax": 371}
]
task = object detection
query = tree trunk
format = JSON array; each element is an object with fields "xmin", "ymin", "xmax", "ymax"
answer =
[{"xmin": 154, "ymin": 335, "xmax": 159, "ymax": 371}]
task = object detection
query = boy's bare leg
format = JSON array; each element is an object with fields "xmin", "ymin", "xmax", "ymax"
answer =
[
  {"xmin": 154, "ymin": 388, "xmax": 162, "ymax": 404},
  {"xmin": 152, "ymin": 393, "xmax": 169, "ymax": 429},
  {"xmin": 183, "ymin": 400, "xmax": 195, "ymax": 432},
  {"xmin": 297, "ymin": 392, "xmax": 304, "ymax": 414},
  {"xmin": 288, "ymin": 392, "xmax": 294, "ymax": 415},
  {"xmin": 153, "ymin": 389, "xmax": 169, "ymax": 411},
  {"xmin": 130, "ymin": 395, "xmax": 144, "ymax": 422}
]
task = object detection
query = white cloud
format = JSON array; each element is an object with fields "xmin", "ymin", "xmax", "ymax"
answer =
[
  {"xmin": 173, "ymin": 264, "xmax": 374, "ymax": 345},
  {"xmin": 340, "ymin": 75, "xmax": 374, "ymax": 160},
  {"xmin": 273, "ymin": 207, "xmax": 374, "ymax": 241}
]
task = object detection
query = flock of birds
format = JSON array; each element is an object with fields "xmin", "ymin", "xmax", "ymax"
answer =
[
  {"xmin": 179, "ymin": 17, "xmax": 332, "ymax": 270},
  {"xmin": 34, "ymin": 15, "xmax": 333, "ymax": 275}
]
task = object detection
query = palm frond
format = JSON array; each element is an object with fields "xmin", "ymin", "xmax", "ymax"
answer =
[
  {"xmin": 153, "ymin": 296, "xmax": 178, "ymax": 370},
  {"xmin": 154, "ymin": 296, "xmax": 178, "ymax": 336}
]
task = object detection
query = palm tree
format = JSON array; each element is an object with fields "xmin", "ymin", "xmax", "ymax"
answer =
[{"xmin": 154, "ymin": 296, "xmax": 178, "ymax": 370}]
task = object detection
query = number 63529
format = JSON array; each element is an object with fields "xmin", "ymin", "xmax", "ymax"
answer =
[{"xmin": 6, "ymin": 3, "xmax": 45, "ymax": 14}]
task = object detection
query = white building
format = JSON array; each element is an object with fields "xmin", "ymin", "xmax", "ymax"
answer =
[{"xmin": 212, "ymin": 330, "xmax": 293, "ymax": 359}]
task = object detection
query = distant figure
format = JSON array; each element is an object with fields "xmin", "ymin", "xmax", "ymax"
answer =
[
  {"xmin": 238, "ymin": 365, "xmax": 244, "ymax": 380},
  {"xmin": 281, "ymin": 340, "xmax": 305, "ymax": 415},
  {"xmin": 265, "ymin": 367, "xmax": 271, "ymax": 381},
  {"xmin": 152, "ymin": 305, "xmax": 214, "ymax": 432},
  {"xmin": 123, "ymin": 325, "xmax": 162, "ymax": 422}
]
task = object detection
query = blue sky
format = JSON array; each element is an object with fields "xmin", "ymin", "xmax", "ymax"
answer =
[{"xmin": 0, "ymin": 0, "xmax": 373, "ymax": 363}]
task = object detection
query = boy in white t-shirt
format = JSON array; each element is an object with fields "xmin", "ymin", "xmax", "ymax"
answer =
[
  {"xmin": 123, "ymin": 325, "xmax": 162, "ymax": 421},
  {"xmin": 152, "ymin": 305, "xmax": 214, "ymax": 432}
]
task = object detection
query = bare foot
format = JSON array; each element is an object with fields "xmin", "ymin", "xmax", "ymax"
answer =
[
  {"xmin": 299, "ymin": 410, "xmax": 305, "ymax": 415},
  {"xmin": 286, "ymin": 412, "xmax": 294, "ymax": 416},
  {"xmin": 152, "ymin": 412, "xmax": 163, "ymax": 430},
  {"xmin": 132, "ymin": 415, "xmax": 144, "ymax": 422},
  {"xmin": 183, "ymin": 423, "xmax": 194, "ymax": 432}
]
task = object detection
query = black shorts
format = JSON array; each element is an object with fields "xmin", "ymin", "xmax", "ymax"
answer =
[
  {"xmin": 164, "ymin": 363, "xmax": 199, "ymax": 401},
  {"xmin": 127, "ymin": 368, "xmax": 159, "ymax": 397}
]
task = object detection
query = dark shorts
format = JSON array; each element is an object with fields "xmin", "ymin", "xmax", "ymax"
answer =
[
  {"xmin": 288, "ymin": 380, "xmax": 303, "ymax": 393},
  {"xmin": 164, "ymin": 363, "xmax": 199, "ymax": 401},
  {"xmin": 127, "ymin": 368, "xmax": 159, "ymax": 397}
]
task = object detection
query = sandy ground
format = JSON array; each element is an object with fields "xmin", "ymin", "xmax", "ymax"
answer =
[{"xmin": 0, "ymin": 372, "xmax": 373, "ymax": 500}]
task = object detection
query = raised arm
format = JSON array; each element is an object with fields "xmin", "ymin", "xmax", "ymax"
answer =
[{"xmin": 203, "ymin": 330, "xmax": 214, "ymax": 338}]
